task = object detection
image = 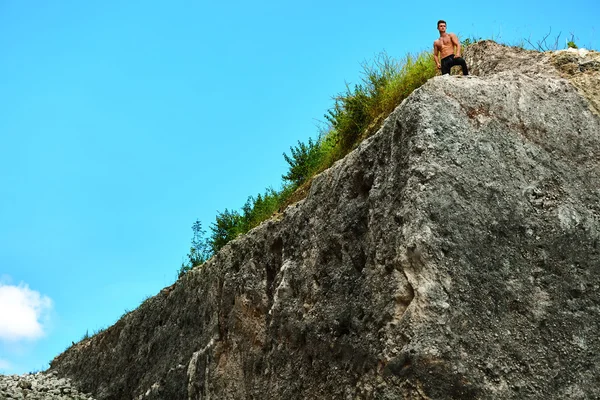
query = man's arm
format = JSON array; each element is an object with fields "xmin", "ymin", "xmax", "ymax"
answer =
[
  {"xmin": 433, "ymin": 41, "xmax": 440, "ymax": 69},
  {"xmin": 451, "ymin": 34, "xmax": 461, "ymax": 57}
]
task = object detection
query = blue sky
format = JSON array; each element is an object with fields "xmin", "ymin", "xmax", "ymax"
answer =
[{"xmin": 0, "ymin": 0, "xmax": 598, "ymax": 375}]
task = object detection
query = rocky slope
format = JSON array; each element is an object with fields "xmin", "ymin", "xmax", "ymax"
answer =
[
  {"xmin": 0, "ymin": 371, "xmax": 93, "ymax": 399},
  {"xmin": 17, "ymin": 41, "xmax": 600, "ymax": 399}
]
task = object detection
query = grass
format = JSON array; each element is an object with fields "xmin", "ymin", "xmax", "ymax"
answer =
[
  {"xmin": 178, "ymin": 48, "xmax": 437, "ymax": 276},
  {"xmin": 78, "ymin": 326, "xmax": 107, "ymax": 343}
]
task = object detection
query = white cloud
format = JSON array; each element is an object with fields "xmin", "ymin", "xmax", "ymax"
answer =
[{"xmin": 0, "ymin": 283, "xmax": 53, "ymax": 342}]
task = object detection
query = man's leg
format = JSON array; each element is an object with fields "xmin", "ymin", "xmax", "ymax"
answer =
[
  {"xmin": 453, "ymin": 57, "xmax": 469, "ymax": 75},
  {"xmin": 441, "ymin": 57, "xmax": 452, "ymax": 75}
]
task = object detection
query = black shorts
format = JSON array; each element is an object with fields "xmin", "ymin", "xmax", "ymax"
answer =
[{"xmin": 441, "ymin": 54, "xmax": 469, "ymax": 75}]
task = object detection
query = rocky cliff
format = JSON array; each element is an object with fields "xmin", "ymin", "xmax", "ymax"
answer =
[{"xmin": 42, "ymin": 41, "xmax": 600, "ymax": 399}]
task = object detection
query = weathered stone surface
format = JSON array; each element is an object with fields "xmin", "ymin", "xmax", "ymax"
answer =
[
  {"xmin": 551, "ymin": 48, "xmax": 600, "ymax": 116},
  {"xmin": 0, "ymin": 371, "xmax": 93, "ymax": 400},
  {"xmin": 463, "ymin": 40, "xmax": 555, "ymax": 77},
  {"xmin": 42, "ymin": 41, "xmax": 600, "ymax": 399},
  {"xmin": 464, "ymin": 40, "xmax": 600, "ymax": 115}
]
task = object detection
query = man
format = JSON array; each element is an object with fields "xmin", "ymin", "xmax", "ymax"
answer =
[{"xmin": 433, "ymin": 20, "xmax": 469, "ymax": 75}]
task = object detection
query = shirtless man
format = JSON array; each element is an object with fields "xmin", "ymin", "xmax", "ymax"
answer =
[{"xmin": 433, "ymin": 20, "xmax": 469, "ymax": 75}]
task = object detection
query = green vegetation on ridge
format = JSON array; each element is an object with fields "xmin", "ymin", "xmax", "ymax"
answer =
[
  {"xmin": 181, "ymin": 32, "xmax": 589, "ymax": 277},
  {"xmin": 178, "ymin": 49, "xmax": 437, "ymax": 277},
  {"xmin": 181, "ymin": 32, "xmax": 592, "ymax": 277}
]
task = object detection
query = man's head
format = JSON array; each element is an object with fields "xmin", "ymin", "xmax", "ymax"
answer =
[{"xmin": 437, "ymin": 20, "xmax": 447, "ymax": 34}]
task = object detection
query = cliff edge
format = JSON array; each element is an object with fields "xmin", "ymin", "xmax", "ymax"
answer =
[{"xmin": 47, "ymin": 41, "xmax": 600, "ymax": 399}]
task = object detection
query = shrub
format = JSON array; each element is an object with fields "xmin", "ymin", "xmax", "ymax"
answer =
[
  {"xmin": 282, "ymin": 138, "xmax": 323, "ymax": 187},
  {"xmin": 461, "ymin": 37, "xmax": 479, "ymax": 47},
  {"xmin": 241, "ymin": 188, "xmax": 285, "ymax": 231},
  {"xmin": 209, "ymin": 209, "xmax": 243, "ymax": 254},
  {"xmin": 325, "ymin": 50, "xmax": 436, "ymax": 159},
  {"xmin": 324, "ymin": 52, "xmax": 402, "ymax": 154},
  {"xmin": 179, "ymin": 219, "xmax": 212, "ymax": 277}
]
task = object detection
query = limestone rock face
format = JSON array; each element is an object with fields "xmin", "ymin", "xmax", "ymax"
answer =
[
  {"xmin": 464, "ymin": 40, "xmax": 600, "ymax": 115},
  {"xmin": 49, "ymin": 42, "xmax": 600, "ymax": 399}
]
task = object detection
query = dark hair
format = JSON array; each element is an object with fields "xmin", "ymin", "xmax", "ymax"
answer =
[{"xmin": 437, "ymin": 20, "xmax": 446, "ymax": 27}]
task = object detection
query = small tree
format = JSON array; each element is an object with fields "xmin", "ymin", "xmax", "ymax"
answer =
[{"xmin": 179, "ymin": 219, "xmax": 211, "ymax": 277}]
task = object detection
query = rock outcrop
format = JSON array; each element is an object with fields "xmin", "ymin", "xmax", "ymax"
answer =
[
  {"xmin": 464, "ymin": 40, "xmax": 600, "ymax": 115},
  {"xmin": 45, "ymin": 41, "xmax": 600, "ymax": 399}
]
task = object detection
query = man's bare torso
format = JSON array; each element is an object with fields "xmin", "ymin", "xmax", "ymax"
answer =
[{"xmin": 434, "ymin": 34, "xmax": 457, "ymax": 59}]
